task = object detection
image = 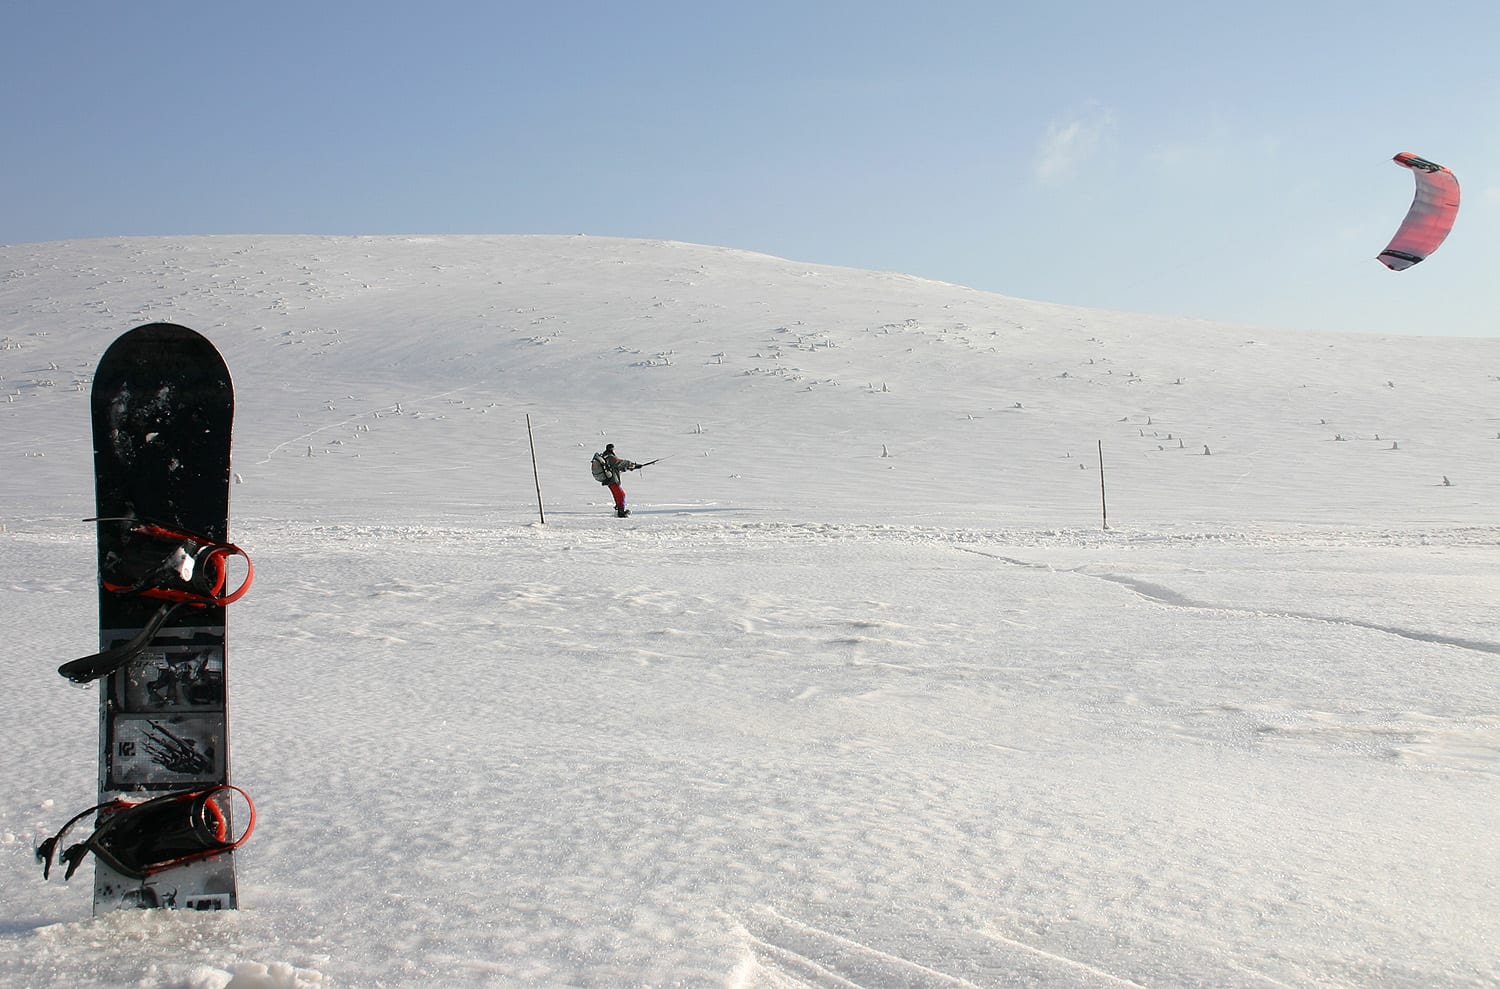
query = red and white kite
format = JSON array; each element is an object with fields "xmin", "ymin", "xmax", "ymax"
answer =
[{"xmin": 1378, "ymin": 152, "xmax": 1460, "ymax": 270}]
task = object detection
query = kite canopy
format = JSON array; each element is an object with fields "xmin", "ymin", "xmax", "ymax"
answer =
[{"xmin": 1378, "ymin": 152, "xmax": 1460, "ymax": 271}]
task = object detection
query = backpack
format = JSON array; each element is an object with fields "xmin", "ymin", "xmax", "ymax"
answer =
[{"xmin": 590, "ymin": 452, "xmax": 612, "ymax": 485}]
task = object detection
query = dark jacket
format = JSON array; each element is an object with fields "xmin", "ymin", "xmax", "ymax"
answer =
[{"xmin": 593, "ymin": 450, "xmax": 639, "ymax": 485}]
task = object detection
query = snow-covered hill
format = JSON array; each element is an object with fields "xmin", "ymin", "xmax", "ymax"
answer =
[
  {"xmin": 5, "ymin": 235, "xmax": 1498, "ymax": 527},
  {"xmin": 1, "ymin": 236, "xmax": 1496, "ymax": 988}
]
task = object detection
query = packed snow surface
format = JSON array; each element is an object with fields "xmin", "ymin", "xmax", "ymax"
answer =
[{"xmin": 1, "ymin": 235, "xmax": 1497, "ymax": 987}]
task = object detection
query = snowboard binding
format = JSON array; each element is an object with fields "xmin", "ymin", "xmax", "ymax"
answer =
[
  {"xmin": 58, "ymin": 522, "xmax": 253, "ymax": 685},
  {"xmin": 100, "ymin": 522, "xmax": 254, "ymax": 608},
  {"xmin": 36, "ymin": 784, "xmax": 256, "ymax": 883}
]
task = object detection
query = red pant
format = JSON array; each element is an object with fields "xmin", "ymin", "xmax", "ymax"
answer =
[{"xmin": 607, "ymin": 483, "xmax": 626, "ymax": 510}]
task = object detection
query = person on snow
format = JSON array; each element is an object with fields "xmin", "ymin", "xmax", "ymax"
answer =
[{"xmin": 592, "ymin": 442, "xmax": 641, "ymax": 517}]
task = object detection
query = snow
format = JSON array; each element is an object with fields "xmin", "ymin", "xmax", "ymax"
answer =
[{"xmin": 2, "ymin": 234, "xmax": 1498, "ymax": 987}]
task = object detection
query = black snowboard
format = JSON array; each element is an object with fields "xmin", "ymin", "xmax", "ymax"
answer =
[{"xmin": 89, "ymin": 323, "xmax": 241, "ymax": 911}]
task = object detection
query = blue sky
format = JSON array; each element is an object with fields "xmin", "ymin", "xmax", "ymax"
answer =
[{"xmin": 4, "ymin": 1, "xmax": 1497, "ymax": 336}]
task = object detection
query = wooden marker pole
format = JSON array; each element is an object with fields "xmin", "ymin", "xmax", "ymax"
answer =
[
  {"xmin": 1098, "ymin": 439, "xmax": 1108, "ymax": 531},
  {"xmin": 526, "ymin": 414, "xmax": 545, "ymax": 524}
]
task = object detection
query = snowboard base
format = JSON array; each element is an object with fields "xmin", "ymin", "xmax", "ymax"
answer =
[
  {"xmin": 93, "ymin": 622, "xmax": 239, "ymax": 912},
  {"xmin": 95, "ymin": 856, "xmax": 237, "ymax": 911}
]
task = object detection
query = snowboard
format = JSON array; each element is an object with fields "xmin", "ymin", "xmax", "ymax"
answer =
[{"xmin": 88, "ymin": 323, "xmax": 242, "ymax": 911}]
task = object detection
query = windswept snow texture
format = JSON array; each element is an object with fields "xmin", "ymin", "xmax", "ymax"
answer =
[{"xmin": 1, "ymin": 235, "xmax": 1498, "ymax": 988}]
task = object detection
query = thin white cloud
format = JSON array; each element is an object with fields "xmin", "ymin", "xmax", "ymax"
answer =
[{"xmin": 1035, "ymin": 104, "xmax": 1114, "ymax": 184}]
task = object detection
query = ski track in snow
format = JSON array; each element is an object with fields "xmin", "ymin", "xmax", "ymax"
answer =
[
  {"xmin": 957, "ymin": 546, "xmax": 1500, "ymax": 657},
  {"xmin": 255, "ymin": 385, "xmax": 478, "ymax": 465},
  {"xmin": 739, "ymin": 907, "xmax": 985, "ymax": 987},
  {"xmin": 734, "ymin": 906, "xmax": 1181, "ymax": 988}
]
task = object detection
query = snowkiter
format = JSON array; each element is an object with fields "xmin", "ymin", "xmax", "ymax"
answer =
[{"xmin": 592, "ymin": 443, "xmax": 640, "ymax": 517}]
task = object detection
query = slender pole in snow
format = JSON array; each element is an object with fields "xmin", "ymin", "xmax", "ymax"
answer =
[
  {"xmin": 526, "ymin": 414, "xmax": 545, "ymax": 525},
  {"xmin": 1097, "ymin": 440, "xmax": 1109, "ymax": 531}
]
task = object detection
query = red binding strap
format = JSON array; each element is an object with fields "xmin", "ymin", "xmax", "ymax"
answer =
[
  {"xmin": 103, "ymin": 524, "xmax": 254, "ymax": 607},
  {"xmin": 139, "ymin": 785, "xmax": 258, "ymax": 877}
]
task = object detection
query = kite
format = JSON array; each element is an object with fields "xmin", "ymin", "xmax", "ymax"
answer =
[{"xmin": 1377, "ymin": 152, "xmax": 1460, "ymax": 270}]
